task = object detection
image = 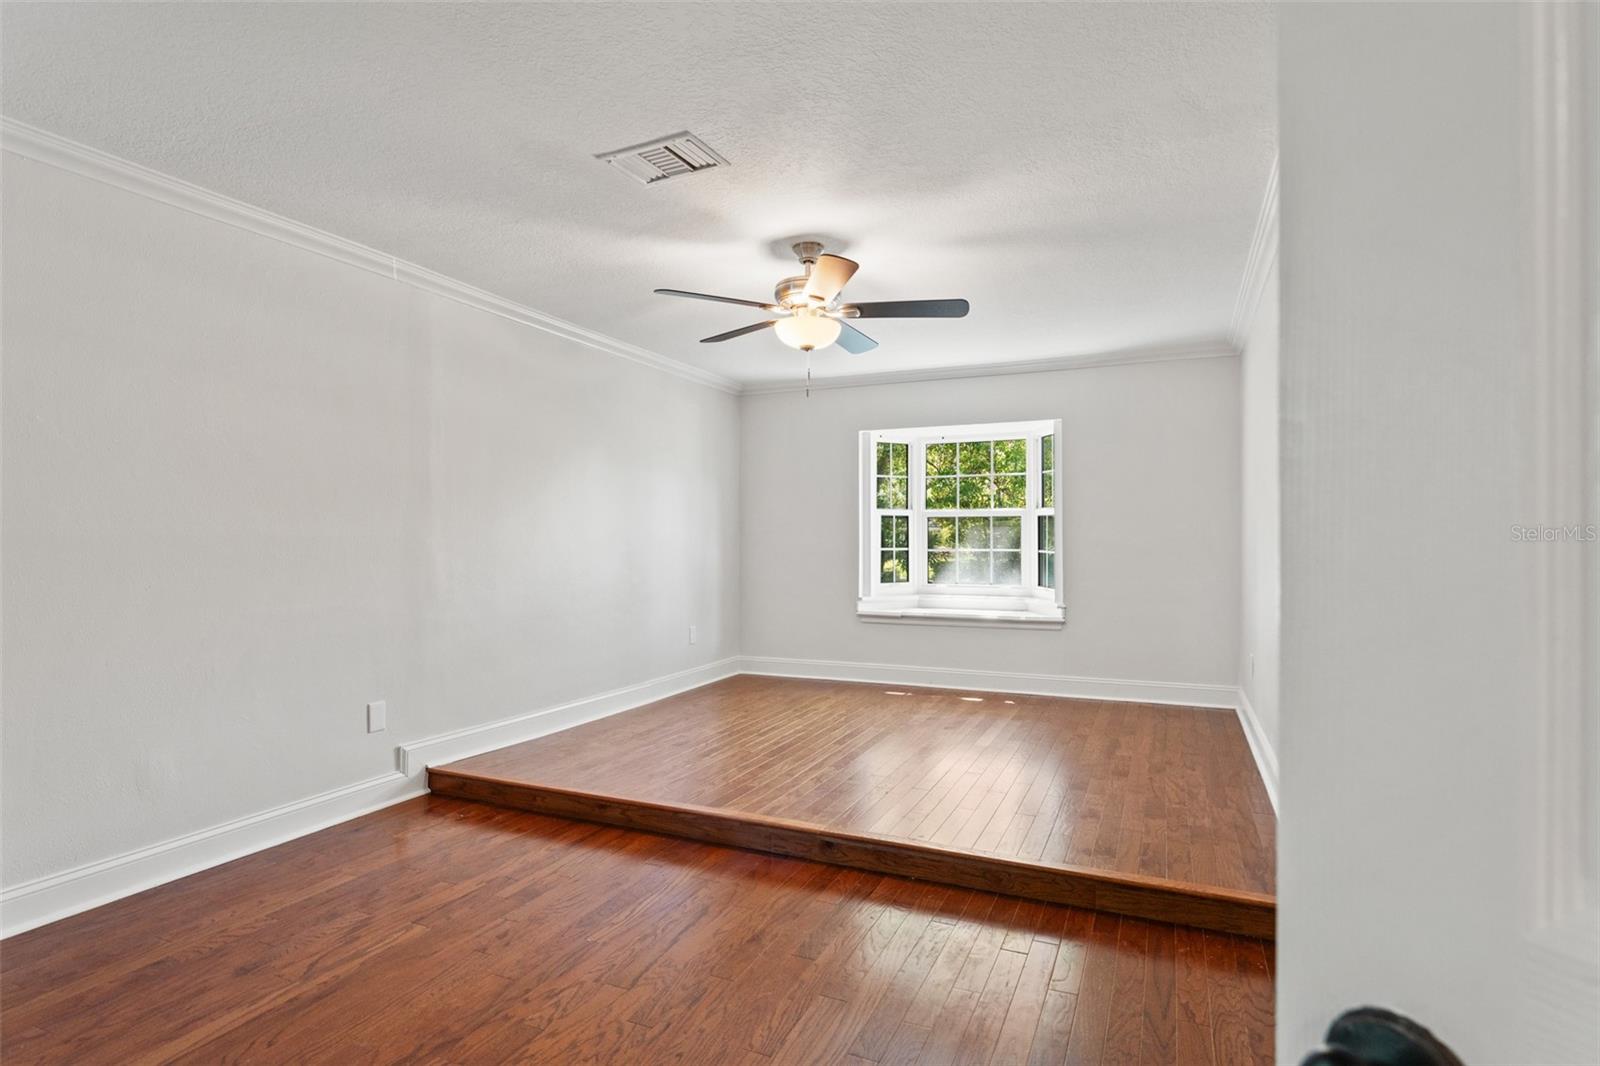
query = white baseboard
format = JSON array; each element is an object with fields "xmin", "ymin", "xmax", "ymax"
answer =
[
  {"xmin": 0, "ymin": 771, "xmax": 423, "ymax": 938},
  {"xmin": 1235, "ymin": 686, "xmax": 1280, "ymax": 814},
  {"xmin": 736, "ymin": 655, "xmax": 1239, "ymax": 709},
  {"xmin": 1, "ymin": 656, "xmax": 740, "ymax": 939},
  {"xmin": 396, "ymin": 656, "xmax": 740, "ymax": 775},
  {"xmin": 3, "ymin": 656, "xmax": 1262, "ymax": 937}
]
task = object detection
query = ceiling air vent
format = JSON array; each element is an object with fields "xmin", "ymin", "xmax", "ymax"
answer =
[{"xmin": 596, "ymin": 132, "xmax": 727, "ymax": 185}]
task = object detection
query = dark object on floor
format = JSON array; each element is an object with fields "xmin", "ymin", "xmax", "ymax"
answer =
[{"xmin": 1299, "ymin": 1006, "xmax": 1465, "ymax": 1066}]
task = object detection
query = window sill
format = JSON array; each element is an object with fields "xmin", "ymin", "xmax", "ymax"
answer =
[{"xmin": 856, "ymin": 602, "xmax": 1065, "ymax": 630}]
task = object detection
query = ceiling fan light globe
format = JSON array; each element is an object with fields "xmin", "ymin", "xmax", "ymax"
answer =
[{"xmin": 774, "ymin": 311, "xmax": 841, "ymax": 352}]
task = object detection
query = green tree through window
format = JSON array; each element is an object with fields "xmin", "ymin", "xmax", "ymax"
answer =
[
  {"xmin": 1038, "ymin": 434, "xmax": 1055, "ymax": 589},
  {"xmin": 865, "ymin": 423, "xmax": 1060, "ymax": 615},
  {"xmin": 924, "ymin": 437, "xmax": 1027, "ymax": 585}
]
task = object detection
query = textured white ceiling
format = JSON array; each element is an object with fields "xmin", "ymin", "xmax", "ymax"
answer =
[{"xmin": 2, "ymin": 2, "xmax": 1275, "ymax": 386}]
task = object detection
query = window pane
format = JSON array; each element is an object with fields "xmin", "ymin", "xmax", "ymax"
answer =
[
  {"xmin": 995, "ymin": 438, "xmax": 1027, "ymax": 473},
  {"xmin": 926, "ymin": 441, "xmax": 956, "ymax": 476},
  {"xmin": 1042, "ymin": 471, "xmax": 1054, "ymax": 509},
  {"xmin": 993, "ymin": 551, "xmax": 1022, "ymax": 585},
  {"xmin": 994, "ymin": 474, "xmax": 1026, "ymax": 508},
  {"xmin": 888, "ymin": 477, "xmax": 908, "ymax": 509},
  {"xmin": 927, "ymin": 517, "xmax": 956, "ymax": 549},
  {"xmin": 1038, "ymin": 514, "xmax": 1054, "ymax": 551},
  {"xmin": 928, "ymin": 551, "xmax": 957, "ymax": 584},
  {"xmin": 958, "ymin": 516, "xmax": 991, "ymax": 548},
  {"xmin": 880, "ymin": 550, "xmax": 909, "ymax": 583},
  {"xmin": 958, "ymin": 440, "xmax": 992, "ymax": 473},
  {"xmin": 876, "ymin": 441, "xmax": 892, "ymax": 476},
  {"xmin": 993, "ymin": 516, "xmax": 1021, "ymax": 549},
  {"xmin": 890, "ymin": 442, "xmax": 908, "ymax": 476},
  {"xmin": 1042, "ymin": 433, "xmax": 1054, "ymax": 472},
  {"xmin": 957, "ymin": 476, "xmax": 992, "ymax": 509},
  {"xmin": 876, "ymin": 477, "xmax": 892, "ymax": 509},
  {"xmin": 1038, "ymin": 552, "xmax": 1054, "ymax": 588},
  {"xmin": 926, "ymin": 476, "xmax": 957, "ymax": 509},
  {"xmin": 893, "ymin": 515, "xmax": 909, "ymax": 548},
  {"xmin": 880, "ymin": 515, "xmax": 894, "ymax": 547},
  {"xmin": 958, "ymin": 549, "xmax": 990, "ymax": 583}
]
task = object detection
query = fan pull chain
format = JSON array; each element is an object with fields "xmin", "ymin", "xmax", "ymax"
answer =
[{"xmin": 805, "ymin": 350, "xmax": 812, "ymax": 398}]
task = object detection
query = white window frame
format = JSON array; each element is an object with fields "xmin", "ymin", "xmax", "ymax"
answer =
[{"xmin": 857, "ymin": 419, "xmax": 1065, "ymax": 628}]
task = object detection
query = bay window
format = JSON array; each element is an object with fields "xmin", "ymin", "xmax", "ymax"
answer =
[{"xmin": 858, "ymin": 419, "xmax": 1065, "ymax": 626}]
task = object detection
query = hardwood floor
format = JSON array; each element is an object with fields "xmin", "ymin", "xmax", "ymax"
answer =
[
  {"xmin": 432, "ymin": 676, "xmax": 1276, "ymax": 935},
  {"xmin": 0, "ymin": 796, "xmax": 1274, "ymax": 1065}
]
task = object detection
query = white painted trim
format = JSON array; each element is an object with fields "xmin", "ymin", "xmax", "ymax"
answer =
[
  {"xmin": 0, "ymin": 118, "xmax": 740, "ymax": 395},
  {"xmin": 1516, "ymin": 5, "xmax": 1600, "ymax": 1059},
  {"xmin": 0, "ymin": 656, "xmax": 740, "ymax": 938},
  {"xmin": 0, "ymin": 771, "xmax": 423, "ymax": 938},
  {"xmin": 739, "ymin": 340, "xmax": 1238, "ymax": 396},
  {"xmin": 856, "ymin": 610, "xmax": 1064, "ymax": 630},
  {"xmin": 736, "ymin": 655, "xmax": 1238, "ymax": 709},
  {"xmin": 1229, "ymin": 153, "xmax": 1280, "ymax": 350},
  {"xmin": 0, "ymin": 117, "xmax": 1241, "ymax": 398},
  {"xmin": 1235, "ymin": 686, "xmax": 1280, "ymax": 815},
  {"xmin": 397, "ymin": 656, "xmax": 741, "ymax": 775}
]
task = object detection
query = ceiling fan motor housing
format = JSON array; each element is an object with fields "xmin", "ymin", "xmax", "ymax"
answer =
[
  {"xmin": 776, "ymin": 242, "xmax": 827, "ymax": 307},
  {"xmin": 791, "ymin": 240, "xmax": 824, "ymax": 265},
  {"xmin": 655, "ymin": 241, "xmax": 964, "ymax": 356},
  {"xmin": 774, "ymin": 274, "xmax": 811, "ymax": 307}
]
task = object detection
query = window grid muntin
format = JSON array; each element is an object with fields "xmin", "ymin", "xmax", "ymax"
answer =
[
  {"xmin": 869, "ymin": 425, "xmax": 1058, "ymax": 600},
  {"xmin": 913, "ymin": 431, "xmax": 1039, "ymax": 594},
  {"xmin": 1037, "ymin": 433, "xmax": 1056, "ymax": 590},
  {"xmin": 874, "ymin": 442, "xmax": 912, "ymax": 584},
  {"xmin": 879, "ymin": 514, "xmax": 910, "ymax": 584},
  {"xmin": 924, "ymin": 437, "xmax": 1028, "ymax": 512}
]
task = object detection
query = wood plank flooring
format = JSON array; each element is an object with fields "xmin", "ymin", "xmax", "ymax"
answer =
[
  {"xmin": 0, "ymin": 796, "xmax": 1274, "ymax": 1065},
  {"xmin": 433, "ymin": 677, "xmax": 1275, "ymax": 935}
]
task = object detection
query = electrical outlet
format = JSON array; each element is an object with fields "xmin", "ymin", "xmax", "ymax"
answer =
[
  {"xmin": 688, "ymin": 624, "xmax": 698, "ymax": 646},
  {"xmin": 367, "ymin": 700, "xmax": 387, "ymax": 733}
]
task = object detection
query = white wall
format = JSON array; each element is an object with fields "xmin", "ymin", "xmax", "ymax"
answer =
[
  {"xmin": 1239, "ymin": 259, "xmax": 1280, "ymax": 759},
  {"xmin": 740, "ymin": 358, "xmax": 1241, "ymax": 694},
  {"xmin": 1278, "ymin": 4, "xmax": 1597, "ymax": 1061},
  {"xmin": 1, "ymin": 154, "xmax": 740, "ymax": 889}
]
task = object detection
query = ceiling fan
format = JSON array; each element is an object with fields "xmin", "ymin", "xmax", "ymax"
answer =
[{"xmin": 654, "ymin": 241, "xmax": 970, "ymax": 354}]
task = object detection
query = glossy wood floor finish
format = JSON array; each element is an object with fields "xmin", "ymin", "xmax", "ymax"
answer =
[
  {"xmin": 0, "ymin": 796, "xmax": 1274, "ymax": 1065},
  {"xmin": 433, "ymin": 676, "xmax": 1276, "ymax": 937}
]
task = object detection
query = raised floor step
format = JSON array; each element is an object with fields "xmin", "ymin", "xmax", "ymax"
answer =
[{"xmin": 428, "ymin": 768, "xmax": 1275, "ymax": 939}]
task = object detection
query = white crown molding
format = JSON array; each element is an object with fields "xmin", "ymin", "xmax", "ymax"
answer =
[
  {"xmin": 1, "ymin": 117, "xmax": 1249, "ymax": 398},
  {"xmin": 0, "ymin": 117, "xmax": 740, "ymax": 395},
  {"xmin": 1229, "ymin": 153, "xmax": 1280, "ymax": 351},
  {"xmin": 1235, "ymin": 686, "xmax": 1279, "ymax": 815},
  {"xmin": 739, "ymin": 338, "xmax": 1239, "ymax": 397},
  {"xmin": 737, "ymin": 655, "xmax": 1239, "ymax": 709},
  {"xmin": 0, "ymin": 655, "xmax": 741, "ymax": 938}
]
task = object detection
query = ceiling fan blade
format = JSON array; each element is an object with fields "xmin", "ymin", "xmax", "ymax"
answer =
[
  {"xmin": 656, "ymin": 288, "xmax": 777, "ymax": 311},
  {"xmin": 845, "ymin": 299, "xmax": 970, "ymax": 319},
  {"xmin": 835, "ymin": 321, "xmax": 878, "ymax": 355},
  {"xmin": 700, "ymin": 320, "xmax": 777, "ymax": 343},
  {"xmin": 802, "ymin": 254, "xmax": 860, "ymax": 304}
]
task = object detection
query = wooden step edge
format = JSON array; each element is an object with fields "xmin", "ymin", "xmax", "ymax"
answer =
[{"xmin": 427, "ymin": 767, "xmax": 1276, "ymax": 940}]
